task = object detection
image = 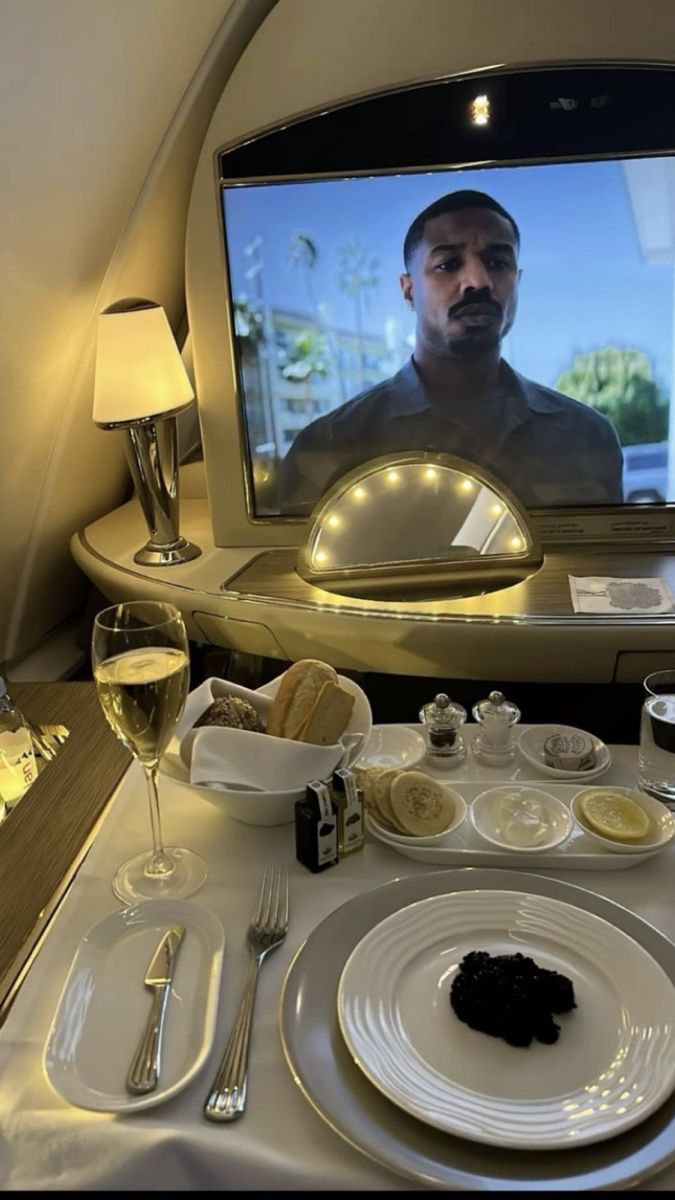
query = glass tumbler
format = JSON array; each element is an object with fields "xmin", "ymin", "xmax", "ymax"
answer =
[{"xmin": 638, "ymin": 669, "xmax": 675, "ymax": 810}]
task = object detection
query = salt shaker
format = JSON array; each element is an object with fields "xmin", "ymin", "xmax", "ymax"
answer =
[
  {"xmin": 472, "ymin": 689, "xmax": 521, "ymax": 765},
  {"xmin": 419, "ymin": 693, "xmax": 467, "ymax": 765}
]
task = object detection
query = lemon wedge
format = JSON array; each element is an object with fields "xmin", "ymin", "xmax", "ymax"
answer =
[{"xmin": 578, "ymin": 790, "xmax": 650, "ymax": 841}]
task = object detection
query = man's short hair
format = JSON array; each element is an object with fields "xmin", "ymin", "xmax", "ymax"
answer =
[{"xmin": 403, "ymin": 189, "xmax": 521, "ymax": 269}]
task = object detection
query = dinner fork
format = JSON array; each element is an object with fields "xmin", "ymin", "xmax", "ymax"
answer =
[{"xmin": 204, "ymin": 865, "xmax": 289, "ymax": 1122}]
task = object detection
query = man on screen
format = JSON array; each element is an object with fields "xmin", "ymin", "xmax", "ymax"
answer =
[{"xmin": 276, "ymin": 189, "xmax": 624, "ymax": 514}]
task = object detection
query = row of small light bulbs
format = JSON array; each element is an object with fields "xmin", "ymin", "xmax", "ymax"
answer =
[{"xmin": 312, "ymin": 466, "xmax": 524, "ymax": 564}]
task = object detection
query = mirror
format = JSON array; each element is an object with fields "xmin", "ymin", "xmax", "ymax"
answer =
[{"xmin": 297, "ymin": 453, "xmax": 543, "ymax": 601}]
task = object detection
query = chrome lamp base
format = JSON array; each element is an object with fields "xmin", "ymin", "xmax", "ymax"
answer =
[
  {"xmin": 122, "ymin": 416, "xmax": 202, "ymax": 568},
  {"xmin": 133, "ymin": 537, "xmax": 202, "ymax": 567}
]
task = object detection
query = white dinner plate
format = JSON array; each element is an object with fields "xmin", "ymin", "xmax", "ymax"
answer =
[
  {"xmin": 518, "ymin": 724, "xmax": 612, "ymax": 780},
  {"xmin": 337, "ymin": 889, "xmax": 675, "ymax": 1150},
  {"xmin": 44, "ymin": 899, "xmax": 225, "ymax": 1113},
  {"xmin": 280, "ymin": 868, "xmax": 675, "ymax": 1190}
]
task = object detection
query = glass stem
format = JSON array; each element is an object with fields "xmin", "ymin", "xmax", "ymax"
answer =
[{"xmin": 143, "ymin": 764, "xmax": 174, "ymax": 878}]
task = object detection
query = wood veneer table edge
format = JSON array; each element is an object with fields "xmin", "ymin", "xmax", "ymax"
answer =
[{"xmin": 0, "ymin": 683, "xmax": 130, "ymax": 1026}]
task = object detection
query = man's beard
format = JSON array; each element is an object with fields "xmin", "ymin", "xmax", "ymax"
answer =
[{"xmin": 426, "ymin": 323, "xmax": 503, "ymax": 359}]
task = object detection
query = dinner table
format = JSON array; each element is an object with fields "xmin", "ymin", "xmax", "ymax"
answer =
[{"xmin": 0, "ymin": 695, "xmax": 673, "ymax": 1192}]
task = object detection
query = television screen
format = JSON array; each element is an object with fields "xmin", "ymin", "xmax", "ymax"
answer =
[{"xmin": 221, "ymin": 155, "xmax": 674, "ymax": 519}]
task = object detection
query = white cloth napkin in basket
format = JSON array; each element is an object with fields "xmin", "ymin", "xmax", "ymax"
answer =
[{"xmin": 175, "ymin": 676, "xmax": 364, "ymax": 793}]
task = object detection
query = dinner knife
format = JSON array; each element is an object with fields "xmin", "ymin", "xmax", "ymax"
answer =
[{"xmin": 126, "ymin": 924, "xmax": 186, "ymax": 1095}]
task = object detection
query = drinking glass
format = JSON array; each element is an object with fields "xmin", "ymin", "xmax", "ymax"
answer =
[
  {"xmin": 638, "ymin": 669, "xmax": 675, "ymax": 810},
  {"xmin": 92, "ymin": 600, "xmax": 207, "ymax": 903}
]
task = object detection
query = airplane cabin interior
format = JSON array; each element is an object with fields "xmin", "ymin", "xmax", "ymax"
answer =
[{"xmin": 2, "ymin": 0, "xmax": 675, "ymax": 1190}]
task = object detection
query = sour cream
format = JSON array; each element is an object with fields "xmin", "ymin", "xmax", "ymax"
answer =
[{"xmin": 498, "ymin": 791, "xmax": 554, "ymax": 847}]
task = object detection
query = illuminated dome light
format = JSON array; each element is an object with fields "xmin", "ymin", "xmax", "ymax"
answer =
[
  {"xmin": 470, "ymin": 94, "xmax": 490, "ymax": 125},
  {"xmin": 296, "ymin": 452, "xmax": 542, "ymax": 601}
]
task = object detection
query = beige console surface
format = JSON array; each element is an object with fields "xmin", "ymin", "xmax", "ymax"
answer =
[{"xmin": 72, "ymin": 496, "xmax": 675, "ymax": 683}]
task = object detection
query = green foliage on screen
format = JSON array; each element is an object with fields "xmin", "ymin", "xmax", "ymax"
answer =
[{"xmin": 555, "ymin": 346, "xmax": 669, "ymax": 446}]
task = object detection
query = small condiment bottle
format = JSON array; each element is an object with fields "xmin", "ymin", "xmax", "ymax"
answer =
[
  {"xmin": 294, "ymin": 779, "xmax": 339, "ymax": 873},
  {"xmin": 419, "ymin": 693, "xmax": 467, "ymax": 765},
  {"xmin": 472, "ymin": 690, "xmax": 521, "ymax": 765},
  {"xmin": 330, "ymin": 766, "xmax": 364, "ymax": 856}
]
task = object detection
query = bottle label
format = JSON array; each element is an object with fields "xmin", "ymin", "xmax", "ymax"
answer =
[
  {"xmin": 313, "ymin": 781, "xmax": 338, "ymax": 866},
  {"xmin": 339, "ymin": 771, "xmax": 364, "ymax": 852},
  {"xmin": 0, "ymin": 728, "xmax": 37, "ymax": 804}
]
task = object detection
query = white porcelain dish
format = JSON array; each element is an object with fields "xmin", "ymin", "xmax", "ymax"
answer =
[
  {"xmin": 364, "ymin": 781, "xmax": 668, "ymax": 870},
  {"xmin": 337, "ymin": 890, "xmax": 675, "ymax": 1150},
  {"xmin": 518, "ymin": 724, "xmax": 611, "ymax": 780},
  {"xmin": 470, "ymin": 784, "xmax": 574, "ymax": 852},
  {"xmin": 280, "ymin": 867, "xmax": 675, "ymax": 1191},
  {"xmin": 44, "ymin": 900, "xmax": 225, "ymax": 1113},
  {"xmin": 571, "ymin": 785, "xmax": 675, "ymax": 854},
  {"xmin": 358, "ymin": 724, "xmax": 426, "ymax": 770},
  {"xmin": 160, "ymin": 670, "xmax": 372, "ymax": 826},
  {"xmin": 366, "ymin": 785, "xmax": 467, "ymax": 845}
]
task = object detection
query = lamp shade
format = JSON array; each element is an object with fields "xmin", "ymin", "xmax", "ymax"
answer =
[{"xmin": 93, "ymin": 302, "xmax": 194, "ymax": 426}]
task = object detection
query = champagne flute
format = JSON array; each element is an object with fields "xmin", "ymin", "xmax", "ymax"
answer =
[{"xmin": 92, "ymin": 599, "xmax": 207, "ymax": 903}]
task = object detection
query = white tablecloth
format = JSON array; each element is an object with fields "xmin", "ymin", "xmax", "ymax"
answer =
[{"xmin": 0, "ymin": 740, "xmax": 673, "ymax": 1191}]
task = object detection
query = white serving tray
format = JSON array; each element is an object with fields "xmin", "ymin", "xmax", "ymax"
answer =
[
  {"xmin": 366, "ymin": 727, "xmax": 664, "ymax": 870},
  {"xmin": 408, "ymin": 722, "xmax": 630, "ymax": 786},
  {"xmin": 366, "ymin": 783, "xmax": 664, "ymax": 869}
]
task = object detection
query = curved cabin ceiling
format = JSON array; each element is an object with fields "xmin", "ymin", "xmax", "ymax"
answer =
[{"xmin": 2, "ymin": 0, "xmax": 675, "ymax": 677}]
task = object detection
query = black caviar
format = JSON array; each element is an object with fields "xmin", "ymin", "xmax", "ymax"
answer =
[{"xmin": 450, "ymin": 950, "xmax": 576, "ymax": 1047}]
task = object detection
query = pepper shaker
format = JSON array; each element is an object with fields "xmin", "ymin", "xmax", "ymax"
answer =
[
  {"xmin": 419, "ymin": 693, "xmax": 467, "ymax": 765},
  {"xmin": 472, "ymin": 689, "xmax": 521, "ymax": 765}
]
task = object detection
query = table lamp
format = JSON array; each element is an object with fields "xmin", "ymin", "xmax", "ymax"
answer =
[{"xmin": 93, "ymin": 298, "xmax": 201, "ymax": 566}]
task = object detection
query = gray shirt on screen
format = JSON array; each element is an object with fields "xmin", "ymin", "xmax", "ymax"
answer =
[{"xmin": 276, "ymin": 357, "xmax": 624, "ymax": 516}]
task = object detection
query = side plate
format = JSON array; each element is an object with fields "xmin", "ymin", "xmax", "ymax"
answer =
[{"xmin": 44, "ymin": 899, "xmax": 225, "ymax": 1112}]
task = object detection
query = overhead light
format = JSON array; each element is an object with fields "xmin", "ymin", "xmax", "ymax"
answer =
[{"xmin": 470, "ymin": 94, "xmax": 490, "ymax": 125}]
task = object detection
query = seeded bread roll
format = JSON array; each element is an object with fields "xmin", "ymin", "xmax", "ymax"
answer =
[{"xmin": 194, "ymin": 695, "xmax": 265, "ymax": 733}]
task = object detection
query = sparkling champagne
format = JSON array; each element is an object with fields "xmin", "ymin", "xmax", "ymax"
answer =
[{"xmin": 94, "ymin": 646, "xmax": 189, "ymax": 764}]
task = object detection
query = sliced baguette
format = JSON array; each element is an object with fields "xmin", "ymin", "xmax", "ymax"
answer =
[
  {"xmin": 266, "ymin": 659, "xmax": 338, "ymax": 739},
  {"xmin": 297, "ymin": 680, "xmax": 354, "ymax": 745}
]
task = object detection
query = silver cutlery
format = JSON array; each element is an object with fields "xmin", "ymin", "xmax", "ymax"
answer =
[
  {"xmin": 126, "ymin": 924, "xmax": 185, "ymax": 1095},
  {"xmin": 204, "ymin": 865, "xmax": 289, "ymax": 1122}
]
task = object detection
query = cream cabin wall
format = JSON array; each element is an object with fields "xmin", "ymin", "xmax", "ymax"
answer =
[
  {"xmin": 2, "ymin": 0, "xmax": 675, "ymax": 678},
  {"xmin": 0, "ymin": 0, "xmax": 234, "ymax": 676}
]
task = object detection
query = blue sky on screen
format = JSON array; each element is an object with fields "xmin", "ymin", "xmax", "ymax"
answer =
[{"xmin": 223, "ymin": 158, "xmax": 673, "ymax": 393}]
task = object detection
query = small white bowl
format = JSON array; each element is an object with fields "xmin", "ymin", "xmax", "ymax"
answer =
[
  {"xmin": 367, "ymin": 785, "xmax": 467, "ymax": 845},
  {"xmin": 470, "ymin": 785, "xmax": 574, "ymax": 853},
  {"xmin": 518, "ymin": 724, "xmax": 611, "ymax": 781},
  {"xmin": 358, "ymin": 725, "xmax": 426, "ymax": 771},
  {"xmin": 571, "ymin": 786, "xmax": 675, "ymax": 854}
]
